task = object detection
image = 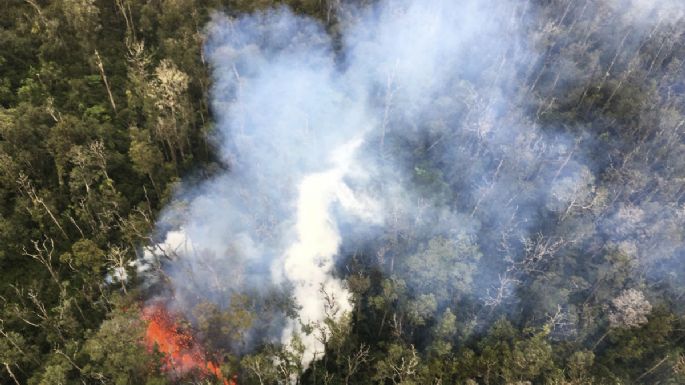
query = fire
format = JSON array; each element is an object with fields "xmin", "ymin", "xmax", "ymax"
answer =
[{"xmin": 142, "ymin": 304, "xmax": 236, "ymax": 385}]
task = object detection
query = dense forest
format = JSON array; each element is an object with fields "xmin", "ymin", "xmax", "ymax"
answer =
[{"xmin": 1, "ymin": 0, "xmax": 685, "ymax": 384}]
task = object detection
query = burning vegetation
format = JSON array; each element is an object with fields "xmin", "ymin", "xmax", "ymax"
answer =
[{"xmin": 143, "ymin": 304, "xmax": 235, "ymax": 385}]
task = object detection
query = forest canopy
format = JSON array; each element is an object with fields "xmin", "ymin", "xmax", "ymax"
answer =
[{"xmin": 1, "ymin": 1, "xmax": 685, "ymax": 385}]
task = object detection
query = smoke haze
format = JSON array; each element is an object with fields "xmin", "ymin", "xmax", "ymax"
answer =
[{"xmin": 145, "ymin": 0, "xmax": 685, "ymax": 367}]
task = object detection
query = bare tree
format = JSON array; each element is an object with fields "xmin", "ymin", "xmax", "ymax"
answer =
[
  {"xmin": 94, "ymin": 50, "xmax": 117, "ymax": 111},
  {"xmin": 23, "ymin": 237, "xmax": 59, "ymax": 286},
  {"xmin": 106, "ymin": 246, "xmax": 130, "ymax": 294},
  {"xmin": 344, "ymin": 344, "xmax": 369, "ymax": 385},
  {"xmin": 17, "ymin": 174, "xmax": 68, "ymax": 239}
]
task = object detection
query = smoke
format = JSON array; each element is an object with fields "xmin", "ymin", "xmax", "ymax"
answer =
[
  {"xmin": 279, "ymin": 138, "xmax": 383, "ymax": 362},
  {"xmin": 611, "ymin": 0, "xmax": 685, "ymax": 25},
  {"xmin": 146, "ymin": 0, "xmax": 527, "ymax": 362},
  {"xmin": 143, "ymin": 0, "xmax": 685, "ymax": 367}
]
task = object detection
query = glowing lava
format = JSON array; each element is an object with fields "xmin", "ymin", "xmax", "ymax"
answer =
[{"xmin": 143, "ymin": 304, "xmax": 235, "ymax": 385}]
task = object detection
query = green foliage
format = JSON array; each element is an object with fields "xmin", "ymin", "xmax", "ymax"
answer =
[
  {"xmin": 60, "ymin": 239, "xmax": 105, "ymax": 273},
  {"xmin": 0, "ymin": 0, "xmax": 223, "ymax": 383},
  {"xmin": 82, "ymin": 304, "xmax": 166, "ymax": 385}
]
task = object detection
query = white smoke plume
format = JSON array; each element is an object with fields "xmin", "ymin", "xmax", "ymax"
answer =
[
  {"xmin": 279, "ymin": 138, "xmax": 381, "ymax": 363},
  {"xmin": 148, "ymin": 0, "xmax": 548, "ymax": 364}
]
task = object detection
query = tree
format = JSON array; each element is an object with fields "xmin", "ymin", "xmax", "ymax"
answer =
[
  {"xmin": 59, "ymin": 238, "xmax": 106, "ymax": 276},
  {"xmin": 82, "ymin": 304, "xmax": 166, "ymax": 385},
  {"xmin": 0, "ymin": 330, "xmax": 37, "ymax": 385},
  {"xmin": 402, "ymin": 234, "xmax": 481, "ymax": 303},
  {"xmin": 374, "ymin": 343, "xmax": 422, "ymax": 385},
  {"xmin": 608, "ymin": 289, "xmax": 652, "ymax": 329},
  {"xmin": 129, "ymin": 126, "xmax": 165, "ymax": 195},
  {"xmin": 146, "ymin": 59, "xmax": 192, "ymax": 166}
]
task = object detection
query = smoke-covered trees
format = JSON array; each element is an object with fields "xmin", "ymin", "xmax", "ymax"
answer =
[{"xmin": 608, "ymin": 289, "xmax": 652, "ymax": 329}]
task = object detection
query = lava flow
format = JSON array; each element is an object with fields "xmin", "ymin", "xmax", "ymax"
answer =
[{"xmin": 142, "ymin": 304, "xmax": 235, "ymax": 385}]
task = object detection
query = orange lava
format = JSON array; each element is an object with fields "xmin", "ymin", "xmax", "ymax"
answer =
[{"xmin": 143, "ymin": 304, "xmax": 235, "ymax": 385}]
